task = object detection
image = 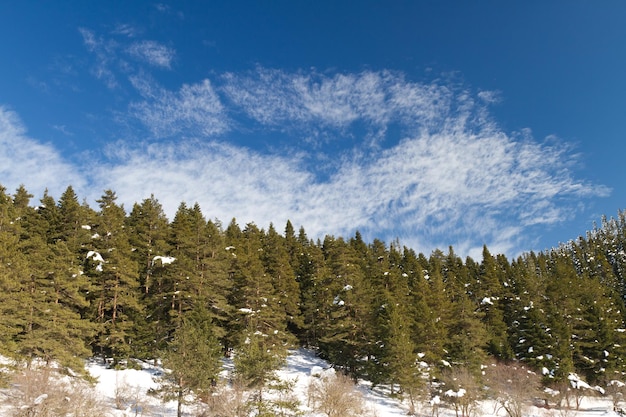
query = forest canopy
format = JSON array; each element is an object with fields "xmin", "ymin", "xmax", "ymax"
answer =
[{"xmin": 1, "ymin": 183, "xmax": 626, "ymax": 393}]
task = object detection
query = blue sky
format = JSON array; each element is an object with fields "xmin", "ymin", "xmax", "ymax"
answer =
[{"xmin": 1, "ymin": 1, "xmax": 625, "ymax": 259}]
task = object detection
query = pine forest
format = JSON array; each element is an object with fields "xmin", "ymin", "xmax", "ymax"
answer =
[{"xmin": 2, "ymin": 183, "xmax": 626, "ymax": 413}]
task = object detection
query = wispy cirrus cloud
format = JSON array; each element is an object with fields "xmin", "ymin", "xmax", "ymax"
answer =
[
  {"xmin": 111, "ymin": 23, "xmax": 141, "ymax": 38},
  {"xmin": 221, "ymin": 68, "xmax": 452, "ymax": 141},
  {"xmin": 126, "ymin": 40, "xmax": 175, "ymax": 69},
  {"xmin": 79, "ymin": 27, "xmax": 176, "ymax": 89},
  {"xmin": 0, "ymin": 107, "xmax": 84, "ymax": 198},
  {"xmin": 83, "ymin": 114, "xmax": 607, "ymax": 258},
  {"xmin": 2, "ymin": 60, "xmax": 611, "ymax": 257},
  {"xmin": 128, "ymin": 76, "xmax": 228, "ymax": 138},
  {"xmin": 333, "ymin": 129, "xmax": 609, "ymax": 256},
  {"xmin": 89, "ymin": 141, "xmax": 312, "ymax": 224},
  {"xmin": 78, "ymin": 27, "xmax": 119, "ymax": 88}
]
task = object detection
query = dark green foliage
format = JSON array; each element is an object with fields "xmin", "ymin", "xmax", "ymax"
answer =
[
  {"xmin": 317, "ymin": 235, "xmax": 372, "ymax": 378},
  {"xmin": 383, "ymin": 302, "xmax": 423, "ymax": 413},
  {"xmin": 234, "ymin": 331, "xmax": 286, "ymax": 391},
  {"xmin": 155, "ymin": 306, "xmax": 222, "ymax": 417},
  {"xmin": 0, "ymin": 185, "xmax": 29, "ymax": 356},
  {"xmin": 2, "ymin": 181, "xmax": 626, "ymax": 392},
  {"xmin": 262, "ymin": 223, "xmax": 302, "ymax": 335},
  {"xmin": 89, "ymin": 190, "xmax": 142, "ymax": 362},
  {"xmin": 292, "ymin": 226, "xmax": 328, "ymax": 347}
]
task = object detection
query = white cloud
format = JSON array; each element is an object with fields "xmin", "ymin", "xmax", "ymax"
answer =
[
  {"xmin": 128, "ymin": 77, "xmax": 228, "ymax": 138},
  {"xmin": 1, "ymin": 63, "xmax": 611, "ymax": 257},
  {"xmin": 111, "ymin": 23, "xmax": 141, "ymax": 38},
  {"xmin": 83, "ymin": 118, "xmax": 606, "ymax": 258},
  {"xmin": 0, "ymin": 107, "xmax": 84, "ymax": 199},
  {"xmin": 78, "ymin": 28, "xmax": 119, "ymax": 89},
  {"xmin": 221, "ymin": 68, "xmax": 452, "ymax": 138},
  {"xmin": 223, "ymin": 68, "xmax": 448, "ymax": 128},
  {"xmin": 331, "ymin": 128, "xmax": 608, "ymax": 254},
  {"xmin": 477, "ymin": 90, "xmax": 501, "ymax": 104},
  {"xmin": 127, "ymin": 40, "xmax": 175, "ymax": 69},
  {"xmin": 88, "ymin": 141, "xmax": 312, "ymax": 224}
]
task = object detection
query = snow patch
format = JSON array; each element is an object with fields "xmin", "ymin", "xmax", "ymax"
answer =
[{"xmin": 152, "ymin": 255, "xmax": 176, "ymax": 265}]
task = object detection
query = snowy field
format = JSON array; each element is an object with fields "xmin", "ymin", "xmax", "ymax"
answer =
[
  {"xmin": 2, "ymin": 348, "xmax": 624, "ymax": 417},
  {"xmin": 84, "ymin": 349, "xmax": 411, "ymax": 416}
]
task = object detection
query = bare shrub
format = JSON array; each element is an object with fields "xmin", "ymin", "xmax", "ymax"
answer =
[
  {"xmin": 606, "ymin": 380, "xmax": 626, "ymax": 413},
  {"xmin": 204, "ymin": 380, "xmax": 251, "ymax": 417},
  {"xmin": 3, "ymin": 366, "xmax": 109, "ymax": 417},
  {"xmin": 114, "ymin": 374, "xmax": 151, "ymax": 416},
  {"xmin": 202, "ymin": 377, "xmax": 303, "ymax": 417},
  {"xmin": 114, "ymin": 374, "xmax": 132, "ymax": 409},
  {"xmin": 439, "ymin": 367, "xmax": 482, "ymax": 417},
  {"xmin": 307, "ymin": 371, "xmax": 371, "ymax": 417},
  {"xmin": 484, "ymin": 361, "xmax": 541, "ymax": 417},
  {"xmin": 549, "ymin": 375, "xmax": 599, "ymax": 411}
]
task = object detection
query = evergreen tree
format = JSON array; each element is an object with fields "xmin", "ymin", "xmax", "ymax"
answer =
[
  {"xmin": 126, "ymin": 195, "xmax": 172, "ymax": 357},
  {"xmin": 156, "ymin": 306, "xmax": 222, "ymax": 417},
  {"xmin": 89, "ymin": 190, "xmax": 142, "ymax": 362},
  {"xmin": 0, "ymin": 185, "xmax": 29, "ymax": 356},
  {"xmin": 228, "ymin": 223, "xmax": 291, "ymax": 350},
  {"xmin": 408, "ymin": 250, "xmax": 450, "ymax": 365},
  {"xmin": 318, "ymin": 235, "xmax": 372, "ymax": 378},
  {"xmin": 202, "ymin": 218, "xmax": 235, "ymax": 337},
  {"xmin": 10, "ymin": 188, "xmax": 95, "ymax": 371},
  {"xmin": 438, "ymin": 250, "xmax": 487, "ymax": 370},
  {"xmin": 262, "ymin": 223, "xmax": 302, "ymax": 335},
  {"xmin": 383, "ymin": 301, "xmax": 423, "ymax": 414},
  {"xmin": 363, "ymin": 238, "xmax": 409, "ymax": 385},
  {"xmin": 293, "ymin": 227, "xmax": 328, "ymax": 347},
  {"xmin": 507, "ymin": 254, "xmax": 554, "ymax": 375},
  {"xmin": 167, "ymin": 203, "xmax": 212, "ymax": 325},
  {"xmin": 476, "ymin": 246, "xmax": 511, "ymax": 359},
  {"xmin": 127, "ymin": 195, "xmax": 170, "ymax": 296},
  {"xmin": 233, "ymin": 330, "xmax": 286, "ymax": 403},
  {"xmin": 542, "ymin": 252, "xmax": 579, "ymax": 382}
]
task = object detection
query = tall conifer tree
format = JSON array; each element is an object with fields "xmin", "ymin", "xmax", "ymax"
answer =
[{"xmin": 89, "ymin": 190, "xmax": 141, "ymax": 362}]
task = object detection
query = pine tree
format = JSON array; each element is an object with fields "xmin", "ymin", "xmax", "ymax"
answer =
[
  {"xmin": 202, "ymin": 218, "xmax": 235, "ymax": 338},
  {"xmin": 126, "ymin": 195, "xmax": 172, "ymax": 358},
  {"xmin": 476, "ymin": 246, "xmax": 511, "ymax": 359},
  {"xmin": 89, "ymin": 190, "xmax": 142, "ymax": 363},
  {"xmin": 438, "ymin": 250, "xmax": 487, "ymax": 370},
  {"xmin": 445, "ymin": 294, "xmax": 488, "ymax": 371},
  {"xmin": 363, "ymin": 238, "xmax": 409, "ymax": 386},
  {"xmin": 318, "ymin": 235, "xmax": 372, "ymax": 378},
  {"xmin": 0, "ymin": 185, "xmax": 29, "ymax": 356},
  {"xmin": 127, "ymin": 195, "xmax": 171, "ymax": 296},
  {"xmin": 542, "ymin": 252, "xmax": 579, "ymax": 382},
  {"xmin": 384, "ymin": 301, "xmax": 423, "ymax": 414},
  {"xmin": 233, "ymin": 330, "xmax": 286, "ymax": 404},
  {"xmin": 227, "ymin": 223, "xmax": 291, "ymax": 351},
  {"xmin": 156, "ymin": 306, "xmax": 222, "ymax": 417},
  {"xmin": 507, "ymin": 254, "xmax": 553, "ymax": 373},
  {"xmin": 293, "ymin": 226, "xmax": 328, "ymax": 347},
  {"xmin": 261, "ymin": 223, "xmax": 302, "ymax": 335},
  {"xmin": 11, "ymin": 188, "xmax": 95, "ymax": 371},
  {"xmin": 410, "ymin": 252, "xmax": 450, "ymax": 365}
]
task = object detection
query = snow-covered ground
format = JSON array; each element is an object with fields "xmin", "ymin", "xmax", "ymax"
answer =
[
  {"xmin": 84, "ymin": 348, "xmax": 411, "ymax": 416},
  {"xmin": 83, "ymin": 349, "xmax": 626, "ymax": 417},
  {"xmin": 2, "ymin": 349, "xmax": 625, "ymax": 416}
]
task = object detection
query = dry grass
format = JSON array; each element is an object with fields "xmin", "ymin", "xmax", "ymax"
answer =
[
  {"xmin": 484, "ymin": 361, "xmax": 541, "ymax": 417},
  {"xmin": 439, "ymin": 366, "xmax": 482, "ymax": 417},
  {"xmin": 307, "ymin": 370, "xmax": 376, "ymax": 417},
  {"xmin": 114, "ymin": 373, "xmax": 152, "ymax": 416},
  {"xmin": 3, "ymin": 366, "xmax": 109, "ymax": 417},
  {"xmin": 203, "ymin": 380, "xmax": 251, "ymax": 417}
]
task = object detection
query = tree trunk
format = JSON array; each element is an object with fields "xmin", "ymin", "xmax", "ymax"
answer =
[{"xmin": 177, "ymin": 387, "xmax": 183, "ymax": 417}]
